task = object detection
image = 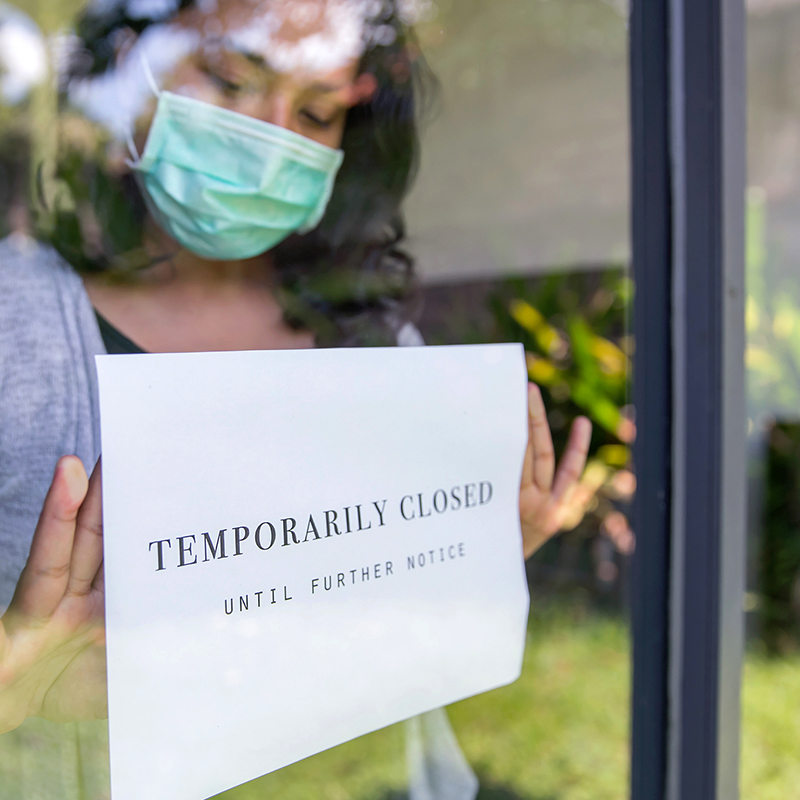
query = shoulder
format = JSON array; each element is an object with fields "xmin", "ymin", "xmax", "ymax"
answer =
[
  {"xmin": 0, "ymin": 232, "xmax": 104, "ymax": 434},
  {"xmin": 0, "ymin": 235, "xmax": 103, "ymax": 396},
  {"xmin": 0, "ymin": 235, "xmax": 86, "ymax": 313},
  {"xmin": 0, "ymin": 236, "xmax": 100, "ymax": 370},
  {"xmin": 0, "ymin": 237, "xmax": 81, "ymax": 389},
  {"xmin": 0, "ymin": 235, "xmax": 103, "ymax": 354},
  {"xmin": 0, "ymin": 234, "xmax": 104, "ymax": 423}
]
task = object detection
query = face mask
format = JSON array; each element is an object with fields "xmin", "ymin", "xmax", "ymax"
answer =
[{"xmin": 131, "ymin": 90, "xmax": 344, "ymax": 261}]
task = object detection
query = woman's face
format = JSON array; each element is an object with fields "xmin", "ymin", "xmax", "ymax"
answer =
[{"xmin": 130, "ymin": 0, "xmax": 377, "ymax": 151}]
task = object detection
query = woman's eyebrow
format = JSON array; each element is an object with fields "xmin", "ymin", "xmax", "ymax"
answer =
[
  {"xmin": 307, "ymin": 80, "xmax": 352, "ymax": 94},
  {"xmin": 214, "ymin": 37, "xmax": 269, "ymax": 69},
  {"xmin": 216, "ymin": 39, "xmax": 352, "ymax": 95}
]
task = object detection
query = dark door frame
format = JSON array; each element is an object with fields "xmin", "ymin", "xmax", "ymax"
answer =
[{"xmin": 629, "ymin": 1, "xmax": 746, "ymax": 798}]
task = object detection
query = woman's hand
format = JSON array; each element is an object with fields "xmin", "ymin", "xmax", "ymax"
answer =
[
  {"xmin": 0, "ymin": 456, "xmax": 106, "ymax": 734},
  {"xmin": 520, "ymin": 383, "xmax": 592, "ymax": 559}
]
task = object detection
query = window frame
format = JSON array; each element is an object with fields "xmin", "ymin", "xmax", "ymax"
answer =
[{"xmin": 629, "ymin": 1, "xmax": 747, "ymax": 798}]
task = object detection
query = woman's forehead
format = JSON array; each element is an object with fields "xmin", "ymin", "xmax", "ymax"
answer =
[{"xmin": 181, "ymin": 0, "xmax": 372, "ymax": 76}]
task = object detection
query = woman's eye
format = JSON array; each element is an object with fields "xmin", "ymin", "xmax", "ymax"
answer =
[
  {"xmin": 202, "ymin": 66, "xmax": 245, "ymax": 96},
  {"xmin": 301, "ymin": 109, "xmax": 336, "ymax": 130}
]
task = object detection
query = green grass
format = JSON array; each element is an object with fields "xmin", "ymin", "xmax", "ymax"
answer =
[
  {"xmin": 3, "ymin": 606, "xmax": 800, "ymax": 800},
  {"xmin": 741, "ymin": 650, "xmax": 800, "ymax": 800},
  {"xmin": 218, "ymin": 605, "xmax": 631, "ymax": 800},
  {"xmin": 220, "ymin": 607, "xmax": 800, "ymax": 800}
]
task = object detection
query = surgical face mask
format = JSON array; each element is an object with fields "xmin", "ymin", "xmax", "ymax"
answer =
[{"xmin": 131, "ymin": 90, "xmax": 344, "ymax": 261}]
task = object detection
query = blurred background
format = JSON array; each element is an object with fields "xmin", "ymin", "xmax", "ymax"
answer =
[
  {"xmin": 3, "ymin": 0, "xmax": 800, "ymax": 798},
  {"xmin": 744, "ymin": 2, "xmax": 800, "ymax": 796}
]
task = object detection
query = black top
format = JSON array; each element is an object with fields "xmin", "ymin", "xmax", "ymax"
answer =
[{"xmin": 95, "ymin": 311, "xmax": 146, "ymax": 355}]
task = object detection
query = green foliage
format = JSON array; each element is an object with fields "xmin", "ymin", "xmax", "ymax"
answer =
[
  {"xmin": 490, "ymin": 268, "xmax": 632, "ymax": 462},
  {"xmin": 485, "ymin": 270, "xmax": 635, "ymax": 603},
  {"xmin": 760, "ymin": 423, "xmax": 800, "ymax": 655},
  {"xmin": 746, "ymin": 188, "xmax": 800, "ymax": 420},
  {"xmin": 42, "ymin": 142, "xmax": 153, "ymax": 274},
  {"xmin": 745, "ymin": 189, "xmax": 800, "ymax": 652}
]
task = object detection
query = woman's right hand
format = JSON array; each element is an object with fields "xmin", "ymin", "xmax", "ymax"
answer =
[{"xmin": 0, "ymin": 456, "xmax": 107, "ymax": 734}]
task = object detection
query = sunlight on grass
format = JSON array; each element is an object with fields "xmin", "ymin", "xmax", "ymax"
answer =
[
  {"xmin": 741, "ymin": 651, "xmax": 800, "ymax": 800},
  {"xmin": 218, "ymin": 606, "xmax": 631, "ymax": 800},
  {"xmin": 3, "ymin": 607, "xmax": 799, "ymax": 800},
  {"xmin": 447, "ymin": 606, "xmax": 630, "ymax": 800}
]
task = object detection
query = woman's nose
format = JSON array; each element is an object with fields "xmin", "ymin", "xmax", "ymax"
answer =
[{"xmin": 255, "ymin": 94, "xmax": 295, "ymax": 132}]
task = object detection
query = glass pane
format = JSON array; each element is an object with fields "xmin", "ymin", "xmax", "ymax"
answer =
[
  {"xmin": 407, "ymin": 4, "xmax": 633, "ymax": 793},
  {"xmin": 744, "ymin": 1, "xmax": 800, "ymax": 796},
  {"xmin": 0, "ymin": 1, "xmax": 632, "ymax": 798}
]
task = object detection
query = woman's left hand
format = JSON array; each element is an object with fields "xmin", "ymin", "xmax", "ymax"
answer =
[{"xmin": 520, "ymin": 383, "xmax": 593, "ymax": 559}]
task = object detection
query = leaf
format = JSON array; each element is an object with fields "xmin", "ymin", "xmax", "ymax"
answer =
[
  {"xmin": 590, "ymin": 335, "xmax": 628, "ymax": 377},
  {"xmin": 597, "ymin": 444, "xmax": 630, "ymax": 467},
  {"xmin": 570, "ymin": 380, "xmax": 622, "ymax": 436},
  {"xmin": 510, "ymin": 299, "xmax": 566, "ymax": 357}
]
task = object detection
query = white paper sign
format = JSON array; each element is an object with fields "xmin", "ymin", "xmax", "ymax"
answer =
[{"xmin": 96, "ymin": 344, "xmax": 530, "ymax": 800}]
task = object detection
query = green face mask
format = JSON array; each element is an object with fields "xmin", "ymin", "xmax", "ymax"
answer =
[{"xmin": 132, "ymin": 91, "xmax": 344, "ymax": 261}]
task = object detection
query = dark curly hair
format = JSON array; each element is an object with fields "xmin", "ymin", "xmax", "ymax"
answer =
[{"xmin": 46, "ymin": 0, "xmax": 439, "ymax": 346}]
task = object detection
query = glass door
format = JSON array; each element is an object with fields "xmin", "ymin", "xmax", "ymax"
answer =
[{"xmin": 0, "ymin": 2, "xmax": 634, "ymax": 799}]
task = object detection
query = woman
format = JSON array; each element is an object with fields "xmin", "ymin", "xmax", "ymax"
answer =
[{"xmin": 0, "ymin": 0, "xmax": 590, "ymax": 768}]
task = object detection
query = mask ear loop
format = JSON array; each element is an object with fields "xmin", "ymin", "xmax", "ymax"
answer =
[
  {"xmin": 125, "ymin": 53, "xmax": 162, "ymax": 166},
  {"xmin": 125, "ymin": 130, "xmax": 140, "ymax": 165},
  {"xmin": 140, "ymin": 52, "xmax": 162, "ymax": 99}
]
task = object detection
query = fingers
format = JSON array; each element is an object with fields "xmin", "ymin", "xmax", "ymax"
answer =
[
  {"xmin": 66, "ymin": 459, "xmax": 103, "ymax": 598},
  {"xmin": 522, "ymin": 383, "xmax": 555, "ymax": 491},
  {"xmin": 92, "ymin": 563, "xmax": 104, "ymax": 596},
  {"xmin": 551, "ymin": 416, "xmax": 593, "ymax": 501},
  {"xmin": 11, "ymin": 457, "xmax": 89, "ymax": 622}
]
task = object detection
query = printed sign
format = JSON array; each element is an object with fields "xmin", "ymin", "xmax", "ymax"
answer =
[{"xmin": 97, "ymin": 344, "xmax": 530, "ymax": 800}]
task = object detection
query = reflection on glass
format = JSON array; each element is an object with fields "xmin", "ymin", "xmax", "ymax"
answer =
[
  {"xmin": 407, "ymin": 3, "xmax": 632, "ymax": 798},
  {"xmin": 0, "ymin": 0, "xmax": 631, "ymax": 798}
]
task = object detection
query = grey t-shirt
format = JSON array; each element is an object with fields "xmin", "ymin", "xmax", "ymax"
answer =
[{"xmin": 0, "ymin": 236, "xmax": 105, "ymax": 611}]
